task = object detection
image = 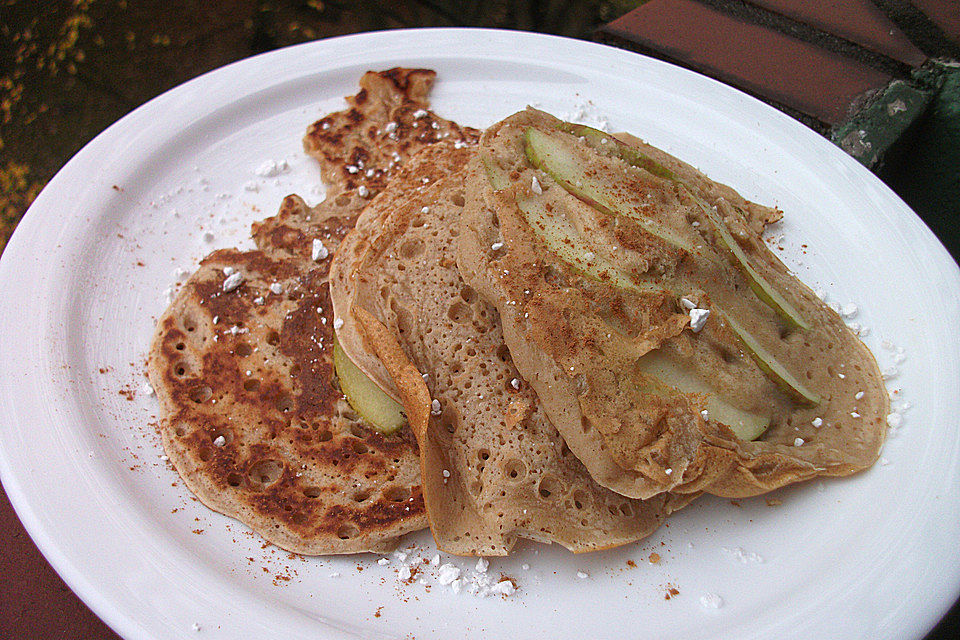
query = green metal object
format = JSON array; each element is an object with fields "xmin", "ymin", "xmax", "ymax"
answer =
[
  {"xmin": 831, "ymin": 78, "xmax": 936, "ymax": 169},
  {"xmin": 879, "ymin": 66, "xmax": 960, "ymax": 259}
]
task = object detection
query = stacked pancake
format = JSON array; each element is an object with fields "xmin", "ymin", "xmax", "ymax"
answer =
[{"xmin": 149, "ymin": 71, "xmax": 888, "ymax": 556}]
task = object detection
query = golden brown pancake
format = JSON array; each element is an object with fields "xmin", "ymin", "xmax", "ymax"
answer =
[
  {"xmin": 303, "ymin": 67, "xmax": 479, "ymax": 199},
  {"xmin": 456, "ymin": 108, "xmax": 888, "ymax": 499},
  {"xmin": 147, "ymin": 68, "xmax": 478, "ymax": 553},
  {"xmin": 147, "ymin": 197, "xmax": 425, "ymax": 553}
]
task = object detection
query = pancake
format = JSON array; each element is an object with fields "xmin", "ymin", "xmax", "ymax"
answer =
[
  {"xmin": 147, "ymin": 197, "xmax": 425, "ymax": 553},
  {"xmin": 330, "ymin": 142, "xmax": 681, "ymax": 556},
  {"xmin": 303, "ymin": 67, "xmax": 479, "ymax": 200},
  {"xmin": 146, "ymin": 68, "xmax": 478, "ymax": 553},
  {"xmin": 258, "ymin": 67, "xmax": 482, "ymax": 391},
  {"xmin": 324, "ymin": 143, "xmax": 480, "ymax": 397},
  {"xmin": 456, "ymin": 108, "xmax": 888, "ymax": 499}
]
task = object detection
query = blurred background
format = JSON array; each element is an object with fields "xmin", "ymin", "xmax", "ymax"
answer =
[
  {"xmin": 1, "ymin": 1, "xmax": 958, "ymax": 638},
  {"xmin": 3, "ymin": 0, "xmax": 959, "ymax": 256},
  {"xmin": 0, "ymin": 0, "xmax": 640, "ymax": 252}
]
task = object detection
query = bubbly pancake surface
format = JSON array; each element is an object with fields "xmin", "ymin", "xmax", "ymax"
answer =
[{"xmin": 330, "ymin": 142, "xmax": 678, "ymax": 556}]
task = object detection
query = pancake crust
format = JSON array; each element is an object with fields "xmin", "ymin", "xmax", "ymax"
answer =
[
  {"xmin": 457, "ymin": 108, "xmax": 888, "ymax": 499},
  {"xmin": 147, "ymin": 200, "xmax": 425, "ymax": 554},
  {"xmin": 303, "ymin": 68, "xmax": 479, "ymax": 199},
  {"xmin": 331, "ymin": 143, "xmax": 677, "ymax": 556}
]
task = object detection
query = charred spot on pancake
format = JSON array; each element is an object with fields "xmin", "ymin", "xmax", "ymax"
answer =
[
  {"xmin": 380, "ymin": 67, "xmax": 435, "ymax": 100},
  {"xmin": 302, "ymin": 68, "xmax": 480, "ymax": 198},
  {"xmin": 150, "ymin": 241, "xmax": 425, "ymax": 553},
  {"xmin": 252, "ymin": 195, "xmax": 362, "ymax": 262},
  {"xmin": 344, "ymin": 108, "xmax": 363, "ymax": 125}
]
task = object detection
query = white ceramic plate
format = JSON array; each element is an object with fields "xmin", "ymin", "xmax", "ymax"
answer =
[{"xmin": 1, "ymin": 28, "xmax": 958, "ymax": 640}]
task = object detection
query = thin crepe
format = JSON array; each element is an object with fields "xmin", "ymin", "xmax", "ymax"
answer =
[
  {"xmin": 147, "ymin": 68, "xmax": 477, "ymax": 552},
  {"xmin": 456, "ymin": 108, "xmax": 888, "ymax": 499}
]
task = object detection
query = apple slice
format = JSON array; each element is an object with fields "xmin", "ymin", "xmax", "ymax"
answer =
[
  {"xmin": 721, "ymin": 312, "xmax": 821, "ymax": 405},
  {"xmin": 481, "ymin": 152, "xmax": 511, "ymax": 191},
  {"xmin": 559, "ymin": 122, "xmax": 678, "ymax": 181},
  {"xmin": 333, "ymin": 335, "xmax": 407, "ymax": 435},
  {"xmin": 690, "ymin": 192, "xmax": 810, "ymax": 330},
  {"xmin": 522, "ymin": 127, "xmax": 696, "ymax": 253},
  {"xmin": 552, "ymin": 119, "xmax": 809, "ymax": 331},
  {"xmin": 514, "ymin": 193, "xmax": 647, "ymax": 291},
  {"xmin": 636, "ymin": 349, "xmax": 770, "ymax": 441},
  {"xmin": 481, "ymin": 152, "xmax": 654, "ymax": 292}
]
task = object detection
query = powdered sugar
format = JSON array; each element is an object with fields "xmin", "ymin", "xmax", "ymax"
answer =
[
  {"xmin": 722, "ymin": 547, "xmax": 764, "ymax": 564},
  {"xmin": 700, "ymin": 593, "xmax": 724, "ymax": 609},
  {"xmin": 254, "ymin": 158, "xmax": 289, "ymax": 178},
  {"xmin": 358, "ymin": 547, "xmax": 519, "ymax": 599},
  {"xmin": 560, "ymin": 99, "xmax": 610, "ymax": 132}
]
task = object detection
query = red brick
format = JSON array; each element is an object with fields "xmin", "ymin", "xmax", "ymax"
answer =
[
  {"xmin": 600, "ymin": 0, "xmax": 895, "ymax": 127},
  {"xmin": 912, "ymin": 0, "xmax": 960, "ymax": 46},
  {"xmin": 753, "ymin": 0, "xmax": 926, "ymax": 66}
]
